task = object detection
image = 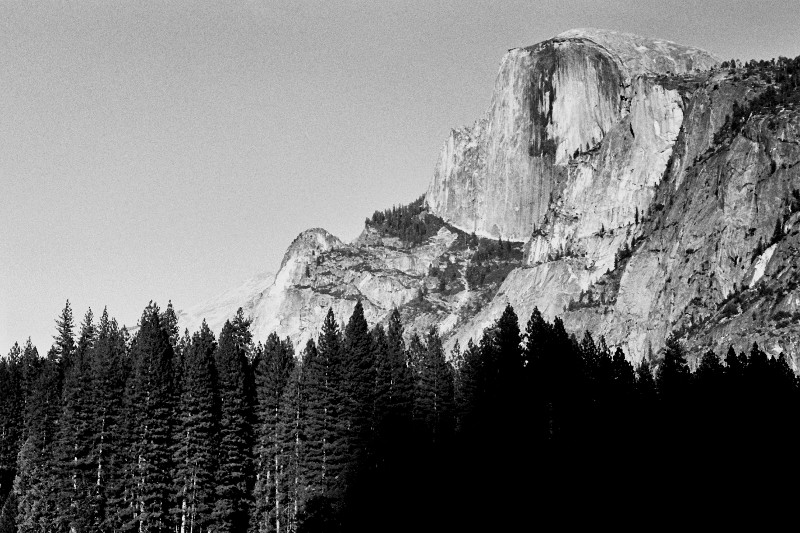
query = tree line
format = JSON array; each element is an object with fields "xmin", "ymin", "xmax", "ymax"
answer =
[{"xmin": 1, "ymin": 300, "xmax": 799, "ymax": 532}]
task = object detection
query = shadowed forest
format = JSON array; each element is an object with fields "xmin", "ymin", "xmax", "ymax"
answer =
[{"xmin": 1, "ymin": 299, "xmax": 798, "ymax": 532}]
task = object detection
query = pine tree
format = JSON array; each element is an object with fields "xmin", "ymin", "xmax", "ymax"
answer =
[
  {"xmin": 252, "ymin": 332, "xmax": 295, "ymax": 533},
  {"xmin": 341, "ymin": 301, "xmax": 375, "ymax": 476},
  {"xmin": 300, "ymin": 310, "xmax": 346, "ymax": 531},
  {"xmin": 414, "ymin": 328, "xmax": 455, "ymax": 447},
  {"xmin": 548, "ymin": 317, "xmax": 584, "ymax": 442},
  {"xmin": 214, "ymin": 309, "xmax": 256, "ymax": 533},
  {"xmin": 580, "ymin": 331, "xmax": 600, "ymax": 403},
  {"xmin": 174, "ymin": 321, "xmax": 219, "ymax": 533},
  {"xmin": 54, "ymin": 307, "xmax": 96, "ymax": 532},
  {"xmin": 90, "ymin": 309, "xmax": 129, "ymax": 532},
  {"xmin": 695, "ymin": 349, "xmax": 724, "ymax": 443},
  {"xmin": 160, "ymin": 301, "xmax": 180, "ymax": 349},
  {"xmin": 54, "ymin": 300, "xmax": 76, "ymax": 363},
  {"xmin": 123, "ymin": 303, "xmax": 177, "ymax": 533},
  {"xmin": 298, "ymin": 339, "xmax": 323, "ymax": 503},
  {"xmin": 633, "ymin": 357, "xmax": 657, "ymax": 447},
  {"xmin": 611, "ymin": 347, "xmax": 635, "ymax": 397},
  {"xmin": 15, "ymin": 346, "xmax": 62, "ymax": 533},
  {"xmin": 494, "ymin": 304, "xmax": 522, "ymax": 389},
  {"xmin": 609, "ymin": 347, "xmax": 635, "ymax": 443},
  {"xmin": 655, "ymin": 334, "xmax": 690, "ymax": 445},
  {"xmin": 0, "ymin": 344, "xmax": 24, "ymax": 510},
  {"xmin": 313, "ymin": 309, "xmax": 346, "ymax": 502},
  {"xmin": 635, "ymin": 359, "xmax": 657, "ymax": 403},
  {"xmin": 696, "ymin": 349, "xmax": 723, "ymax": 389},
  {"xmin": 16, "ymin": 302, "xmax": 74, "ymax": 531},
  {"xmin": 275, "ymin": 358, "xmax": 306, "ymax": 533},
  {"xmin": 522, "ymin": 307, "xmax": 552, "ymax": 442},
  {"xmin": 453, "ymin": 339, "xmax": 483, "ymax": 438},
  {"xmin": 656, "ymin": 334, "xmax": 690, "ymax": 401},
  {"xmin": 374, "ymin": 310, "xmax": 414, "ymax": 451},
  {"xmin": 473, "ymin": 305, "xmax": 522, "ymax": 449}
]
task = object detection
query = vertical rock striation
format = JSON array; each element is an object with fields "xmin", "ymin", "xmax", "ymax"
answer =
[{"xmin": 425, "ymin": 28, "xmax": 719, "ymax": 242}]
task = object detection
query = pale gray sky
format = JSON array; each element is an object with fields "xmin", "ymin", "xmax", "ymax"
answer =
[{"xmin": 2, "ymin": 0, "xmax": 798, "ymax": 352}]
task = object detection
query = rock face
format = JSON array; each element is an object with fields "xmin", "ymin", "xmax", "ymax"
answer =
[
  {"xmin": 180, "ymin": 29, "xmax": 800, "ymax": 369},
  {"xmin": 425, "ymin": 28, "xmax": 719, "ymax": 241},
  {"xmin": 451, "ymin": 64, "xmax": 800, "ymax": 367},
  {"xmin": 179, "ymin": 223, "xmax": 519, "ymax": 350}
]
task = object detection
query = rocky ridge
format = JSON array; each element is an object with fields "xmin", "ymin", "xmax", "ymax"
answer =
[{"xmin": 180, "ymin": 216, "xmax": 523, "ymax": 350}]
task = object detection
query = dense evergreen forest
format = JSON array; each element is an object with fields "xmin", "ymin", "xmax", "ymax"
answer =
[{"xmin": 1, "ymin": 298, "xmax": 799, "ymax": 532}]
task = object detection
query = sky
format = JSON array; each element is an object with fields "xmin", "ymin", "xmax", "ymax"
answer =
[{"xmin": 1, "ymin": 0, "xmax": 799, "ymax": 353}]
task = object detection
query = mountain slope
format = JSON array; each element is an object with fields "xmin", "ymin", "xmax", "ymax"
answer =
[{"xmin": 179, "ymin": 29, "xmax": 800, "ymax": 367}]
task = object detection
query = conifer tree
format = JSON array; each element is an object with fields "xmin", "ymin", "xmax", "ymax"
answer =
[
  {"xmin": 0, "ymin": 344, "xmax": 24, "ymax": 510},
  {"xmin": 611, "ymin": 347, "xmax": 635, "ymax": 397},
  {"xmin": 608, "ymin": 347, "xmax": 635, "ymax": 443},
  {"xmin": 655, "ymin": 334, "xmax": 690, "ymax": 445},
  {"xmin": 314, "ymin": 309, "xmax": 347, "ymax": 501},
  {"xmin": 174, "ymin": 321, "xmax": 219, "ymax": 533},
  {"xmin": 160, "ymin": 301, "xmax": 180, "ymax": 349},
  {"xmin": 252, "ymin": 332, "xmax": 295, "ymax": 533},
  {"xmin": 341, "ymin": 301, "xmax": 376, "ymax": 475},
  {"xmin": 54, "ymin": 307, "xmax": 96, "ymax": 532},
  {"xmin": 414, "ymin": 328, "xmax": 455, "ymax": 447},
  {"xmin": 656, "ymin": 334, "xmax": 690, "ymax": 401},
  {"xmin": 406, "ymin": 332, "xmax": 426, "ymax": 379},
  {"xmin": 580, "ymin": 331, "xmax": 601, "ymax": 413},
  {"xmin": 54, "ymin": 300, "xmax": 76, "ymax": 363},
  {"xmin": 374, "ymin": 310, "xmax": 414, "ymax": 452},
  {"xmin": 16, "ymin": 302, "xmax": 74, "ymax": 531},
  {"xmin": 122, "ymin": 303, "xmax": 177, "ymax": 533},
  {"xmin": 214, "ymin": 309, "xmax": 256, "ymax": 532},
  {"xmin": 298, "ymin": 339, "xmax": 326, "ymax": 504},
  {"xmin": 15, "ymin": 346, "xmax": 62, "ymax": 533},
  {"xmin": 453, "ymin": 339, "xmax": 482, "ymax": 437},
  {"xmin": 475, "ymin": 305, "xmax": 522, "ymax": 448},
  {"xmin": 548, "ymin": 317, "xmax": 584, "ymax": 441},
  {"xmin": 90, "ymin": 309, "xmax": 129, "ymax": 532},
  {"xmin": 493, "ymin": 304, "xmax": 522, "ymax": 389},
  {"xmin": 696, "ymin": 350, "xmax": 724, "ymax": 390},
  {"xmin": 522, "ymin": 307, "xmax": 552, "ymax": 442},
  {"xmin": 694, "ymin": 349, "xmax": 724, "ymax": 441},
  {"xmin": 276, "ymin": 356, "xmax": 306, "ymax": 533},
  {"xmin": 370, "ymin": 323, "xmax": 388, "ymax": 425},
  {"xmin": 301, "ymin": 311, "xmax": 346, "ymax": 530}
]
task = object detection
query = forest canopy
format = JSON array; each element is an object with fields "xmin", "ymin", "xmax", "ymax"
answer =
[{"xmin": 1, "ymin": 297, "xmax": 798, "ymax": 532}]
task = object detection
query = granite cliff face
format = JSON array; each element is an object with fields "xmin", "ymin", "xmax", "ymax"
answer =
[
  {"xmin": 425, "ymin": 28, "xmax": 719, "ymax": 241},
  {"xmin": 180, "ymin": 29, "xmax": 800, "ymax": 367},
  {"xmin": 180, "ymin": 221, "xmax": 521, "ymax": 350},
  {"xmin": 450, "ymin": 58, "xmax": 800, "ymax": 366}
]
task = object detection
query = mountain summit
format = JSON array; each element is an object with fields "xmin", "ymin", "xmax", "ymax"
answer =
[{"xmin": 181, "ymin": 30, "xmax": 800, "ymax": 367}]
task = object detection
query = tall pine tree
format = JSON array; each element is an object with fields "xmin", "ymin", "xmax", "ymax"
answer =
[
  {"xmin": 214, "ymin": 309, "xmax": 256, "ymax": 532},
  {"xmin": 122, "ymin": 303, "xmax": 177, "ymax": 533},
  {"xmin": 174, "ymin": 321, "xmax": 219, "ymax": 533},
  {"xmin": 252, "ymin": 332, "xmax": 295, "ymax": 533}
]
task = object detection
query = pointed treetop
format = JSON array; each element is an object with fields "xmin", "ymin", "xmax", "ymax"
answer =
[
  {"xmin": 54, "ymin": 299, "xmax": 76, "ymax": 361},
  {"xmin": 77, "ymin": 307, "xmax": 96, "ymax": 357},
  {"xmin": 302, "ymin": 338, "xmax": 318, "ymax": 366},
  {"xmin": 160, "ymin": 300, "xmax": 180, "ymax": 348},
  {"xmin": 345, "ymin": 300, "xmax": 370, "ymax": 345},
  {"xmin": 318, "ymin": 307, "xmax": 341, "ymax": 356}
]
